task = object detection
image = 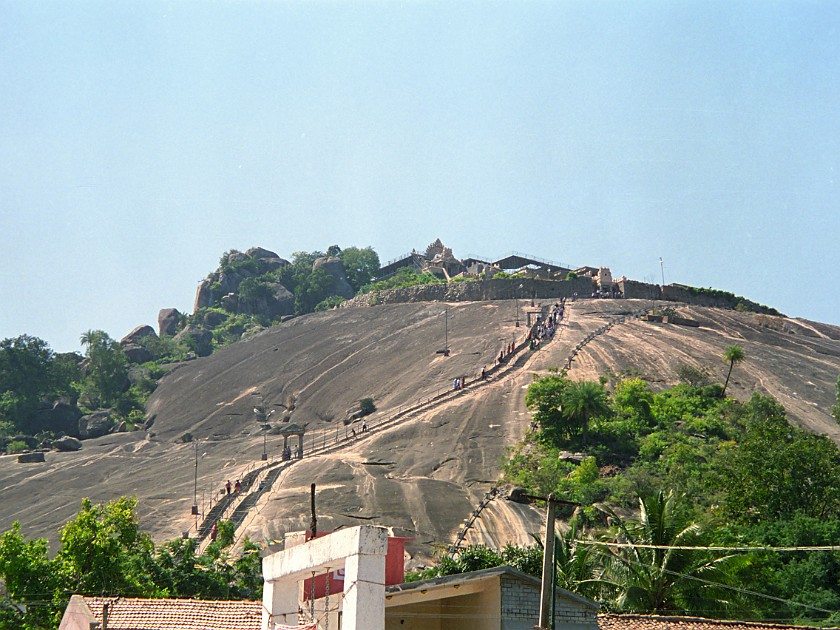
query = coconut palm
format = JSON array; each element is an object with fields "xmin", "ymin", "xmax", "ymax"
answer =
[
  {"xmin": 600, "ymin": 490, "xmax": 736, "ymax": 615},
  {"xmin": 722, "ymin": 345, "xmax": 745, "ymax": 396},
  {"xmin": 562, "ymin": 380, "xmax": 612, "ymax": 442}
]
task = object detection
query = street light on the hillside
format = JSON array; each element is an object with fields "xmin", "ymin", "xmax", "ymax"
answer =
[
  {"xmin": 192, "ymin": 442, "xmax": 207, "ymax": 517},
  {"xmin": 257, "ymin": 409, "xmax": 275, "ymax": 460},
  {"xmin": 192, "ymin": 441, "xmax": 199, "ymax": 515}
]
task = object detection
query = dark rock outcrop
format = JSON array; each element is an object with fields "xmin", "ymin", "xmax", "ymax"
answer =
[
  {"xmin": 122, "ymin": 343, "xmax": 153, "ymax": 364},
  {"xmin": 18, "ymin": 452, "xmax": 45, "ymax": 463},
  {"xmin": 121, "ymin": 325, "xmax": 157, "ymax": 347},
  {"xmin": 120, "ymin": 325, "xmax": 158, "ymax": 364},
  {"xmin": 158, "ymin": 308, "xmax": 182, "ymax": 336},
  {"xmin": 79, "ymin": 411, "xmax": 114, "ymax": 439},
  {"xmin": 174, "ymin": 326, "xmax": 213, "ymax": 357},
  {"xmin": 31, "ymin": 399, "xmax": 82, "ymax": 436},
  {"xmin": 313, "ymin": 257, "xmax": 354, "ymax": 299},
  {"xmin": 203, "ymin": 310, "xmax": 228, "ymax": 328},
  {"xmin": 53, "ymin": 436, "xmax": 82, "ymax": 451}
]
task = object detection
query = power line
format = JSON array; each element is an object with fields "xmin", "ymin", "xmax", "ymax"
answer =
[{"xmin": 578, "ymin": 540, "xmax": 840, "ymax": 553}]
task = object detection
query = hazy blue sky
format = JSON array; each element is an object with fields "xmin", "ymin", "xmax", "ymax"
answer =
[{"xmin": 2, "ymin": 0, "xmax": 838, "ymax": 353}]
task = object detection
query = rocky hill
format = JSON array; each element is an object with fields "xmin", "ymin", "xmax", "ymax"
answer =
[{"xmin": 2, "ymin": 298, "xmax": 839, "ymax": 565}]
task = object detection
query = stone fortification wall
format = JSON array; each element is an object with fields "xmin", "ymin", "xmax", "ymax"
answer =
[
  {"xmin": 618, "ymin": 279, "xmax": 749, "ymax": 310},
  {"xmin": 341, "ymin": 277, "xmax": 594, "ymax": 308}
]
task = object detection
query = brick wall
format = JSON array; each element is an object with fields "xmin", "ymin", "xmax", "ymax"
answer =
[{"xmin": 499, "ymin": 575, "xmax": 598, "ymax": 630}]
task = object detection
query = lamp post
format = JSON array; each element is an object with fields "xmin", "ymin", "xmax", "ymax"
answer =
[
  {"xmin": 192, "ymin": 441, "xmax": 199, "ymax": 516},
  {"xmin": 659, "ymin": 257, "xmax": 665, "ymax": 303}
]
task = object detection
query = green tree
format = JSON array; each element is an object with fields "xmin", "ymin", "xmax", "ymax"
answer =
[
  {"xmin": 833, "ymin": 374, "xmax": 840, "ymax": 422},
  {"xmin": 57, "ymin": 496, "xmax": 158, "ymax": 597},
  {"xmin": 339, "ymin": 246, "xmax": 380, "ymax": 293},
  {"xmin": 721, "ymin": 345, "xmax": 745, "ymax": 397},
  {"xmin": 717, "ymin": 394, "xmax": 840, "ymax": 523},
  {"xmin": 79, "ymin": 330, "xmax": 128, "ymax": 408},
  {"xmin": 293, "ymin": 268, "xmax": 335, "ymax": 315},
  {"xmin": 612, "ymin": 378, "xmax": 654, "ymax": 430},
  {"xmin": 525, "ymin": 374, "xmax": 572, "ymax": 442},
  {"xmin": 0, "ymin": 335, "xmax": 64, "ymax": 432},
  {"xmin": 548, "ymin": 512, "xmax": 608, "ymax": 599},
  {"xmin": 0, "ymin": 522, "xmax": 61, "ymax": 629},
  {"xmin": 562, "ymin": 381, "xmax": 612, "ymax": 442},
  {"xmin": 602, "ymin": 490, "xmax": 734, "ymax": 615}
]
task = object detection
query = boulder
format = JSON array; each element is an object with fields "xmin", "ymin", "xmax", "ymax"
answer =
[
  {"xmin": 245, "ymin": 248, "xmax": 290, "ymax": 274},
  {"xmin": 79, "ymin": 411, "xmax": 114, "ymax": 439},
  {"xmin": 313, "ymin": 257, "xmax": 354, "ymax": 299},
  {"xmin": 121, "ymin": 325, "xmax": 157, "ymax": 347},
  {"xmin": 245, "ymin": 247, "xmax": 281, "ymax": 260},
  {"xmin": 203, "ymin": 310, "xmax": 228, "ymax": 328},
  {"xmin": 158, "ymin": 308, "xmax": 182, "ymax": 336},
  {"xmin": 31, "ymin": 399, "xmax": 82, "ymax": 436},
  {"xmin": 122, "ymin": 343, "xmax": 153, "ymax": 364},
  {"xmin": 194, "ymin": 279, "xmax": 213, "ymax": 311},
  {"xmin": 53, "ymin": 436, "xmax": 82, "ymax": 452},
  {"xmin": 174, "ymin": 326, "xmax": 213, "ymax": 357},
  {"xmin": 18, "ymin": 452, "xmax": 45, "ymax": 463},
  {"xmin": 218, "ymin": 270, "xmax": 245, "ymax": 295}
]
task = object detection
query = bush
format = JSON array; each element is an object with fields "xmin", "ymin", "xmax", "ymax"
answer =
[
  {"xmin": 6, "ymin": 440, "xmax": 27, "ymax": 454},
  {"xmin": 359, "ymin": 398, "xmax": 376, "ymax": 416}
]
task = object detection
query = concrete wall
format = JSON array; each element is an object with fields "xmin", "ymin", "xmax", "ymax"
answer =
[
  {"xmin": 500, "ymin": 575, "xmax": 598, "ymax": 630},
  {"xmin": 386, "ymin": 578, "xmax": 501, "ymax": 630},
  {"xmin": 342, "ymin": 277, "xmax": 594, "ymax": 309}
]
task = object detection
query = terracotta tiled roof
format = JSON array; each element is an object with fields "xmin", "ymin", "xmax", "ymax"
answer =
[
  {"xmin": 82, "ymin": 596, "xmax": 261, "ymax": 630},
  {"xmin": 598, "ymin": 613, "xmax": 837, "ymax": 630}
]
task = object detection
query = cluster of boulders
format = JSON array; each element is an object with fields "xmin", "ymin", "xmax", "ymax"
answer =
[
  {"xmin": 193, "ymin": 247, "xmax": 294, "ymax": 319},
  {"xmin": 118, "ymin": 246, "xmax": 357, "ymax": 364}
]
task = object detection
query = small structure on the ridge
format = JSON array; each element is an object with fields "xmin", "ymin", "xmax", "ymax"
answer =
[{"xmin": 277, "ymin": 423, "xmax": 305, "ymax": 460}]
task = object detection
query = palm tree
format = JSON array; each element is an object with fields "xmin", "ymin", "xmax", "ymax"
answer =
[
  {"xmin": 721, "ymin": 345, "xmax": 745, "ymax": 396},
  {"xmin": 552, "ymin": 512, "xmax": 611, "ymax": 599},
  {"xmin": 562, "ymin": 381, "xmax": 612, "ymax": 442},
  {"xmin": 600, "ymin": 490, "xmax": 735, "ymax": 615}
]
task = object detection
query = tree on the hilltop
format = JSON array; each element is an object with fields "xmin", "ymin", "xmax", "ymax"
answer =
[
  {"xmin": 721, "ymin": 345, "xmax": 745, "ymax": 397},
  {"xmin": 78, "ymin": 330, "xmax": 128, "ymax": 408},
  {"xmin": 276, "ymin": 250, "xmax": 325, "ymax": 295},
  {"xmin": 602, "ymin": 490, "xmax": 734, "ymax": 615},
  {"xmin": 339, "ymin": 246, "xmax": 380, "ymax": 293},
  {"xmin": 293, "ymin": 268, "xmax": 335, "ymax": 315},
  {"xmin": 326, "ymin": 244, "xmax": 342, "ymax": 257}
]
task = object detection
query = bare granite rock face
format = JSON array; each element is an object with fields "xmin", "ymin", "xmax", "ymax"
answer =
[{"xmin": 1, "ymin": 299, "xmax": 838, "ymax": 561}]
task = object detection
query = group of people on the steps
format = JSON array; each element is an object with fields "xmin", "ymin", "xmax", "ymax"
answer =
[{"xmin": 526, "ymin": 299, "xmax": 565, "ymax": 350}]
